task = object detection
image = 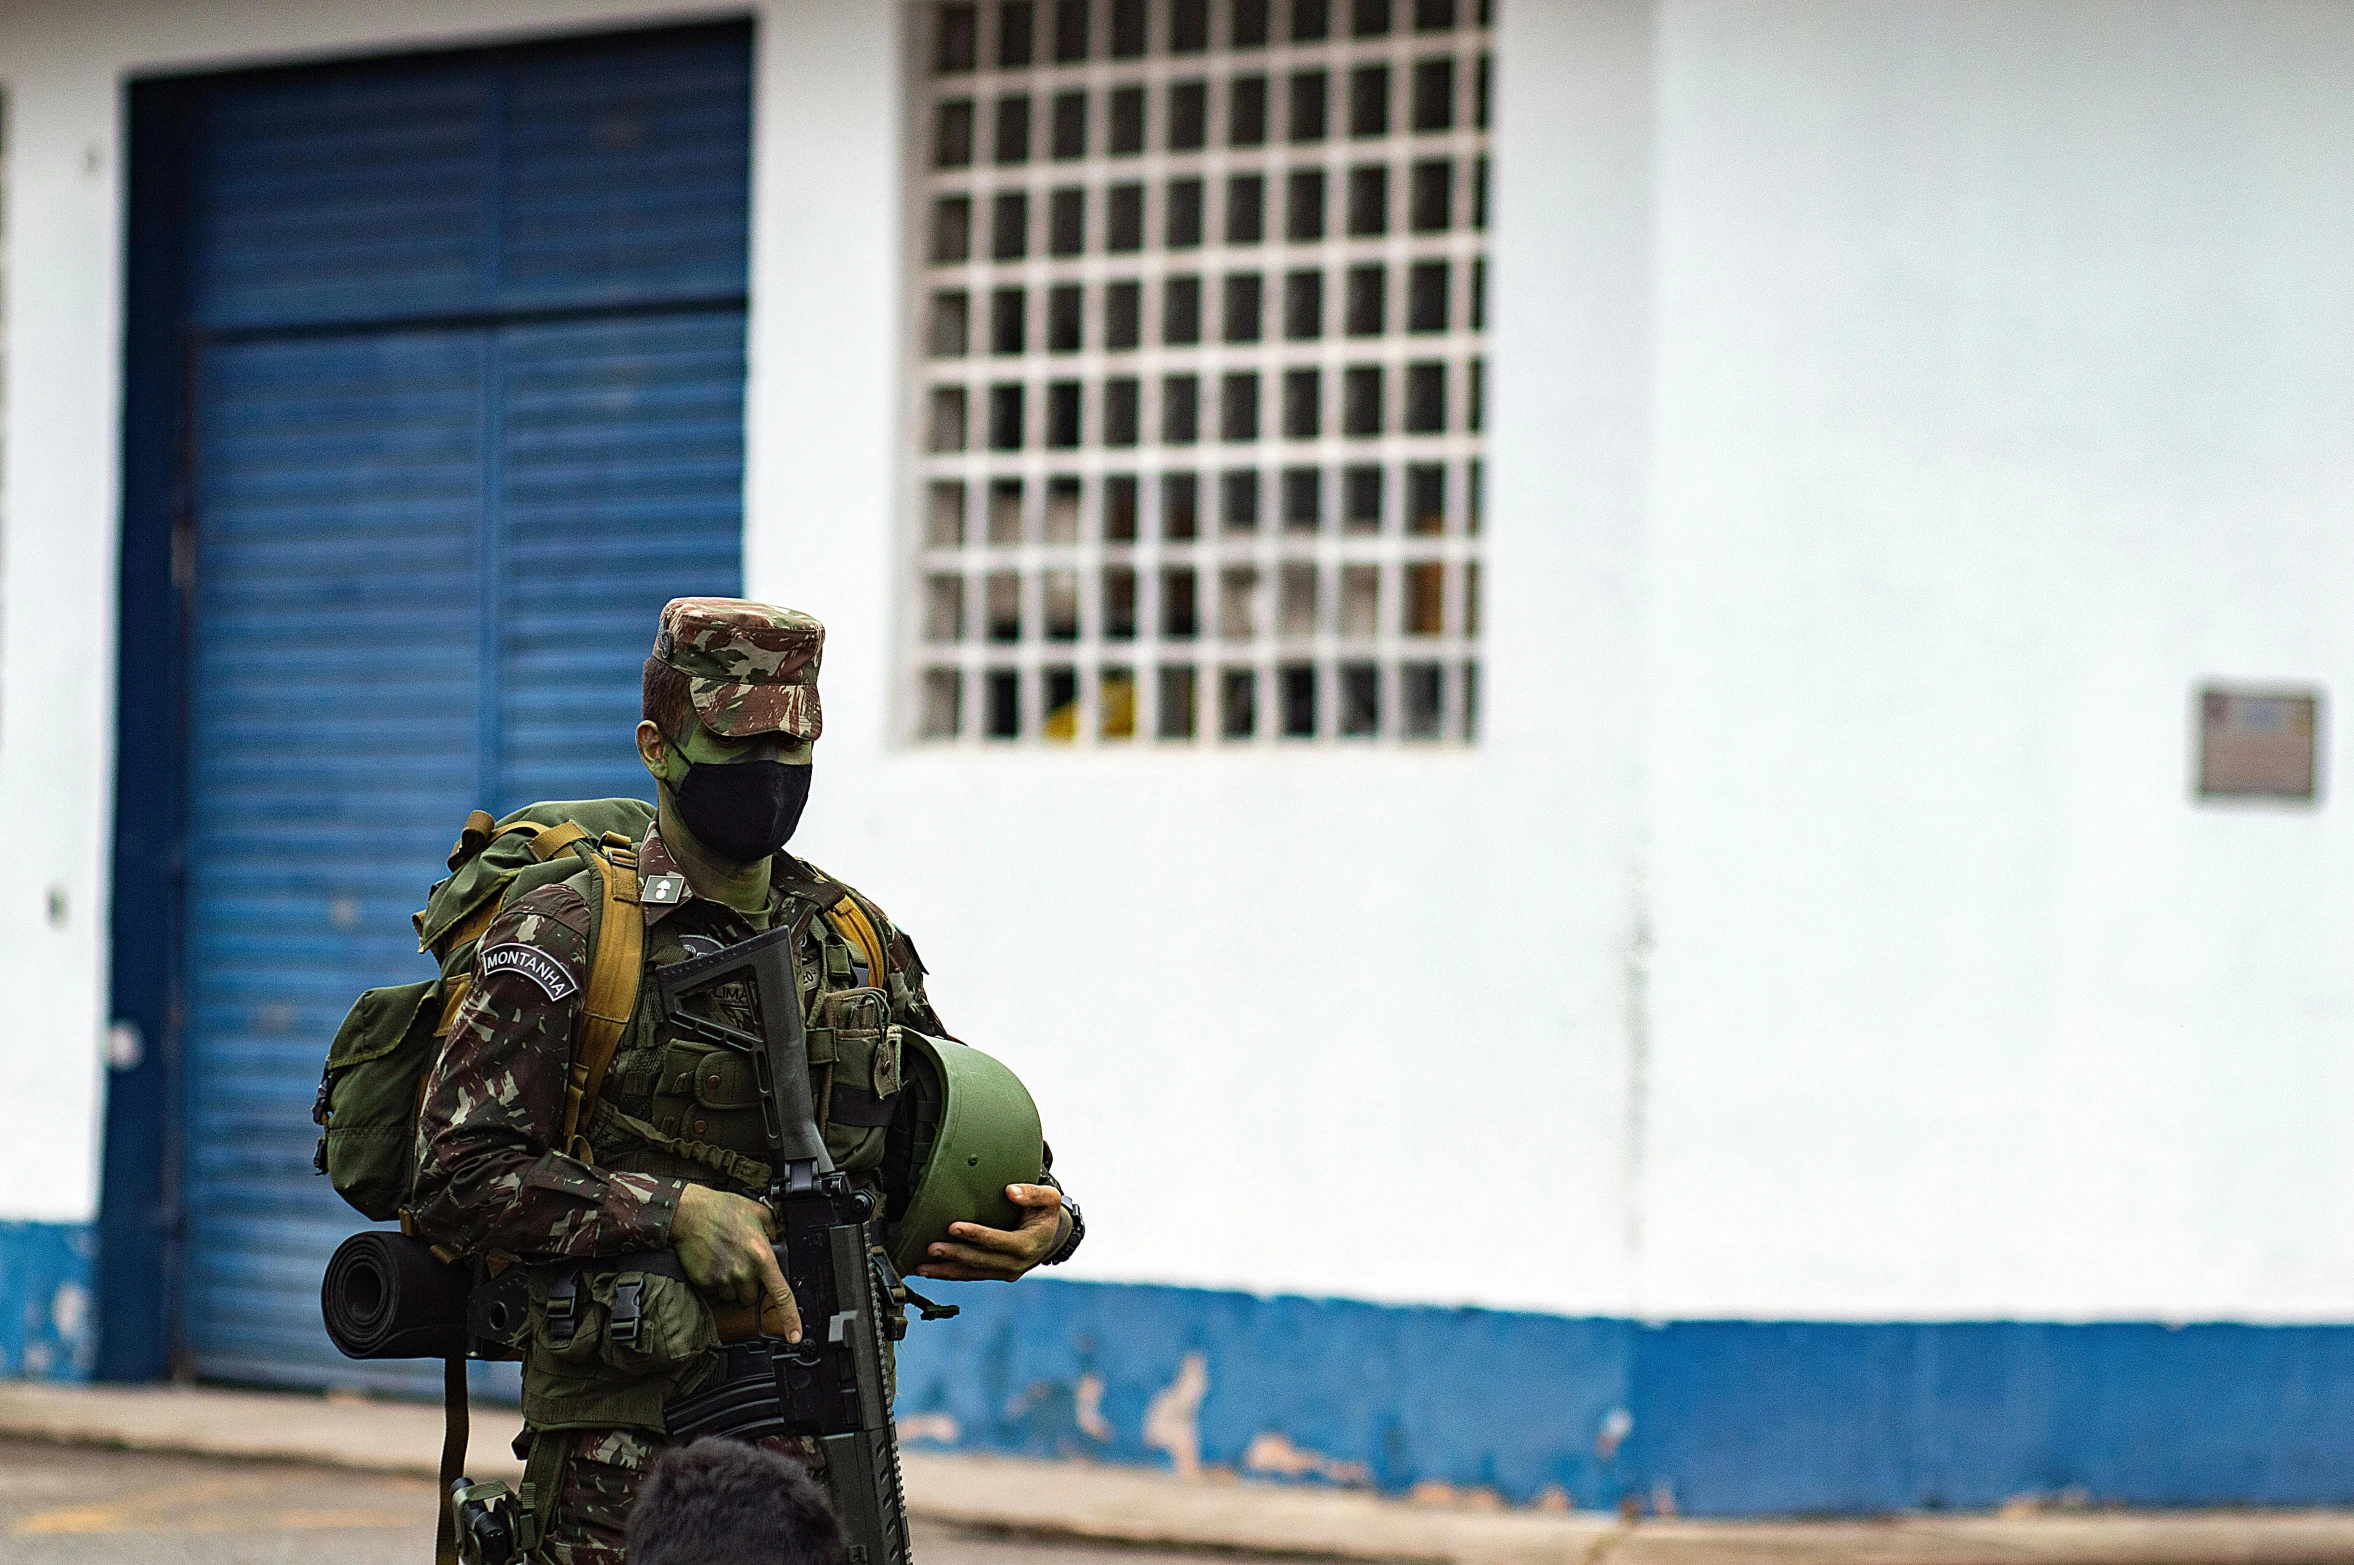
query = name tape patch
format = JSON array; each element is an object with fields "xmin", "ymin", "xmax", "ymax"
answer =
[{"xmin": 478, "ymin": 944, "xmax": 581, "ymax": 1003}]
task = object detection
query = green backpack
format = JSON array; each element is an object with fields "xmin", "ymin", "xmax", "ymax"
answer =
[{"xmin": 312, "ymin": 799, "xmax": 658, "ymax": 1224}]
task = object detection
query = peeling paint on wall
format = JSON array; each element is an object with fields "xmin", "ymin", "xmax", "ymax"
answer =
[{"xmin": 0, "ymin": 1222, "xmax": 94, "ymax": 1381}]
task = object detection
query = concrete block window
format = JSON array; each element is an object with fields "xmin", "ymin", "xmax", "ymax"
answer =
[{"xmin": 908, "ymin": 0, "xmax": 1489, "ymax": 744}]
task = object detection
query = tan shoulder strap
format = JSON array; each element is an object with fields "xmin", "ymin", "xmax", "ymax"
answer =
[
  {"xmin": 823, "ymin": 893, "xmax": 891, "ymax": 985},
  {"xmin": 560, "ymin": 838, "xmax": 643, "ymax": 1162}
]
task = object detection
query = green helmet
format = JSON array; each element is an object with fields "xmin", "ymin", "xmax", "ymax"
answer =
[{"xmin": 883, "ymin": 1032, "xmax": 1045, "ymax": 1276}]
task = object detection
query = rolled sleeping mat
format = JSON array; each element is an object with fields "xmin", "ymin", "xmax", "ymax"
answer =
[{"xmin": 322, "ymin": 1230, "xmax": 470, "ymax": 1360}]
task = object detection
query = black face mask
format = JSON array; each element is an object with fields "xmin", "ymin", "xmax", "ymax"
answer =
[{"xmin": 669, "ymin": 758, "xmax": 812, "ymax": 864}]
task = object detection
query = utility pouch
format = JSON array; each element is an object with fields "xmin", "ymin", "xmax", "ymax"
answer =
[
  {"xmin": 527, "ymin": 1258, "xmax": 718, "ymax": 1376},
  {"xmin": 313, "ymin": 980, "xmax": 443, "ymax": 1222},
  {"xmin": 810, "ymin": 987, "xmax": 900, "ymax": 1171}
]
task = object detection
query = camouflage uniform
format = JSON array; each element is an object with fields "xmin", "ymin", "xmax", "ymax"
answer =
[{"xmin": 411, "ymin": 600, "xmax": 1053, "ymax": 1564}]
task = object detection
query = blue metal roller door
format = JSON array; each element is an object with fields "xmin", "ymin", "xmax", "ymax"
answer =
[{"xmin": 177, "ymin": 24, "xmax": 749, "ymax": 1390}]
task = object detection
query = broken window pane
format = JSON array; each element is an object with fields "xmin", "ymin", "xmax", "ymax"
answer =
[{"xmin": 1103, "ymin": 666, "xmax": 1139, "ymax": 739}]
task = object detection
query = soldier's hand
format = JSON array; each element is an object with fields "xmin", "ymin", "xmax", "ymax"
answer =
[
  {"xmin": 916, "ymin": 1184, "xmax": 1067, "ymax": 1282},
  {"xmin": 673, "ymin": 1184, "xmax": 802, "ymax": 1343}
]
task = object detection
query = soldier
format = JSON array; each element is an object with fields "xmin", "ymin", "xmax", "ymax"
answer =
[{"xmin": 410, "ymin": 598, "xmax": 1082, "ymax": 1563}]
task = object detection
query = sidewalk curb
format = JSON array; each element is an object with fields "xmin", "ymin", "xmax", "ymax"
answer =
[{"xmin": 7, "ymin": 1383, "xmax": 2354, "ymax": 1564}]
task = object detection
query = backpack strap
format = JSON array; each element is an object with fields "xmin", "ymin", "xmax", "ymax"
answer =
[
  {"xmin": 822, "ymin": 891, "xmax": 891, "ymax": 987},
  {"xmin": 558, "ymin": 836, "xmax": 644, "ymax": 1162}
]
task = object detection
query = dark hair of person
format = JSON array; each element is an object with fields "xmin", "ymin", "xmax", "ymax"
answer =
[
  {"xmin": 624, "ymin": 1438, "xmax": 844, "ymax": 1565},
  {"xmin": 643, "ymin": 656, "xmax": 697, "ymax": 747}
]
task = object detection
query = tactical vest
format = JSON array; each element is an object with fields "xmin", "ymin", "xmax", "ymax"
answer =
[{"xmin": 516, "ymin": 866, "xmax": 906, "ymax": 1434}]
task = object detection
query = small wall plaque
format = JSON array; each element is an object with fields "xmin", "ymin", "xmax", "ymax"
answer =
[{"xmin": 2198, "ymin": 686, "xmax": 2322, "ymax": 802}]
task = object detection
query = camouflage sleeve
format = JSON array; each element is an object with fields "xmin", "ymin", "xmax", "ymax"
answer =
[{"xmin": 409, "ymin": 883, "xmax": 685, "ymax": 1261}]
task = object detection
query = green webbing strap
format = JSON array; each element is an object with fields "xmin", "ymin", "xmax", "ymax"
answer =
[{"xmin": 436, "ymin": 1355, "xmax": 467, "ymax": 1565}]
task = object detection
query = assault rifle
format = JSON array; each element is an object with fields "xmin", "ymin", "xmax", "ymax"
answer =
[{"xmin": 654, "ymin": 922, "xmax": 915, "ymax": 1565}]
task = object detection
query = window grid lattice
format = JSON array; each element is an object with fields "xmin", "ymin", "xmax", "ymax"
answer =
[{"xmin": 907, "ymin": 0, "xmax": 1490, "ymax": 745}]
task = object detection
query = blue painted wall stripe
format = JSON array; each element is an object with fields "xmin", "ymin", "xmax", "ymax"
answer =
[
  {"xmin": 0, "ymin": 1222, "xmax": 96, "ymax": 1381},
  {"xmin": 895, "ymin": 1278, "xmax": 2354, "ymax": 1517}
]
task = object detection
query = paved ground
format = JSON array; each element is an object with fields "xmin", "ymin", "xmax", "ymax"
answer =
[{"xmin": 0, "ymin": 1439, "xmax": 1328, "ymax": 1565}]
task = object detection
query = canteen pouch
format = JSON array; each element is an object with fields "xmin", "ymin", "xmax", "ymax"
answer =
[
  {"xmin": 313, "ymin": 980, "xmax": 444, "ymax": 1222},
  {"xmin": 523, "ymin": 1260, "xmax": 721, "ymax": 1431}
]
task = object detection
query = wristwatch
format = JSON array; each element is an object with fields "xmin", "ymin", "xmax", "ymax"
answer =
[{"xmin": 1042, "ymin": 1197, "xmax": 1085, "ymax": 1265}]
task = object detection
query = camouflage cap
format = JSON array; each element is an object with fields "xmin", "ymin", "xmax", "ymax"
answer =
[{"xmin": 652, "ymin": 598, "xmax": 824, "ymax": 742}]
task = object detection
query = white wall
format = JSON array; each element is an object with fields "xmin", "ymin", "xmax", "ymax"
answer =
[
  {"xmin": 5, "ymin": 0, "xmax": 2352, "ymax": 1324},
  {"xmin": 1641, "ymin": 0, "xmax": 2354, "ymax": 1319}
]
